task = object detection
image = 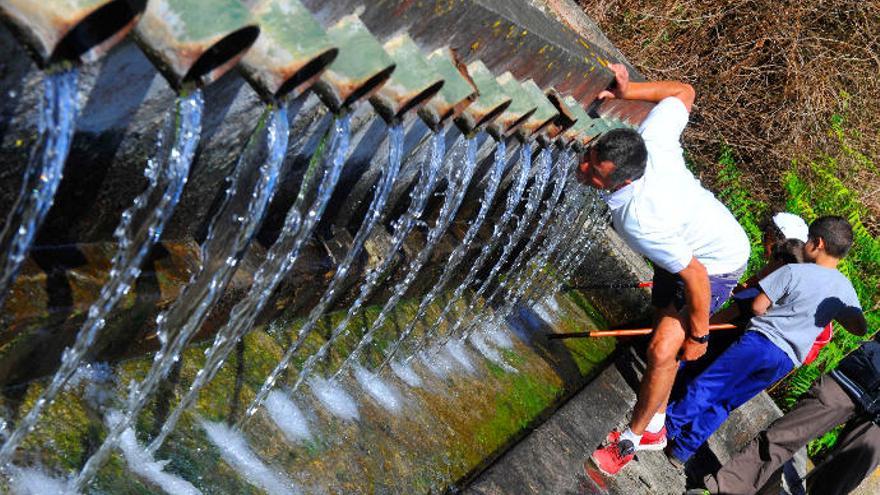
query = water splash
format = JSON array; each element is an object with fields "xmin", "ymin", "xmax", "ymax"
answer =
[
  {"xmin": 403, "ymin": 142, "xmax": 535, "ymax": 362},
  {"xmin": 389, "ymin": 360, "xmax": 422, "ymax": 388},
  {"xmin": 329, "ymin": 135, "xmax": 480, "ymax": 381},
  {"xmin": 265, "ymin": 131, "xmax": 446, "ymax": 398},
  {"xmin": 0, "ymin": 90, "xmax": 204, "ymax": 466},
  {"xmin": 265, "ymin": 392, "xmax": 312, "ymax": 443},
  {"xmin": 146, "ymin": 113, "xmax": 352, "ymax": 454},
  {"xmin": 201, "ymin": 421, "xmax": 300, "ymax": 495},
  {"xmin": 108, "ymin": 411, "xmax": 202, "ymax": 495},
  {"xmin": 7, "ymin": 466, "xmax": 74, "ymax": 495},
  {"xmin": 377, "ymin": 139, "xmax": 509, "ymax": 370},
  {"xmin": 308, "ymin": 376, "xmax": 359, "ymax": 421},
  {"xmin": 407, "ymin": 146, "xmax": 552, "ymax": 362},
  {"xmin": 72, "ymin": 105, "xmax": 289, "ymax": 490},
  {"xmin": 241, "ymin": 122, "xmax": 406, "ymax": 422},
  {"xmin": 0, "ymin": 68, "xmax": 78, "ymax": 307},
  {"xmin": 443, "ymin": 339, "xmax": 476, "ymax": 374},
  {"xmin": 352, "ymin": 364, "xmax": 403, "ymax": 413}
]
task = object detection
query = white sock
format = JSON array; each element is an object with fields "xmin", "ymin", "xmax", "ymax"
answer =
[
  {"xmin": 619, "ymin": 427, "xmax": 642, "ymax": 446},
  {"xmin": 646, "ymin": 412, "xmax": 666, "ymax": 433}
]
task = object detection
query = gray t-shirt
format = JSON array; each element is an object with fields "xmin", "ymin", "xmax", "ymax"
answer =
[{"xmin": 751, "ymin": 263, "xmax": 862, "ymax": 365}]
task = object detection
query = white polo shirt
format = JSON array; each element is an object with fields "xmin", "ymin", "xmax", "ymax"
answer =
[{"xmin": 605, "ymin": 97, "xmax": 750, "ymax": 275}]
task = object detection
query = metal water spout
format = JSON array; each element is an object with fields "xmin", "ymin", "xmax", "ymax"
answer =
[
  {"xmin": 519, "ymin": 78, "xmax": 560, "ymax": 142},
  {"xmin": 238, "ymin": 0, "xmax": 338, "ymax": 102},
  {"xmin": 424, "ymin": 47, "xmax": 477, "ymax": 130},
  {"xmin": 370, "ymin": 34, "xmax": 444, "ymax": 124},
  {"xmin": 0, "ymin": 0, "xmax": 146, "ymax": 67},
  {"xmin": 543, "ymin": 88, "xmax": 578, "ymax": 145},
  {"xmin": 133, "ymin": 0, "xmax": 260, "ymax": 91},
  {"xmin": 562, "ymin": 94, "xmax": 602, "ymax": 151},
  {"xmin": 493, "ymin": 72, "xmax": 537, "ymax": 140},
  {"xmin": 312, "ymin": 14, "xmax": 395, "ymax": 112},
  {"xmin": 454, "ymin": 59, "xmax": 511, "ymax": 136}
]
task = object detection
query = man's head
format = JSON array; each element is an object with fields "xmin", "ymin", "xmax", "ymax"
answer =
[
  {"xmin": 804, "ymin": 215, "xmax": 854, "ymax": 262},
  {"xmin": 576, "ymin": 128, "xmax": 647, "ymax": 190}
]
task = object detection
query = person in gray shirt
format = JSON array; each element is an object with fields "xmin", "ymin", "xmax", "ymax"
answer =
[{"xmin": 664, "ymin": 215, "xmax": 867, "ymax": 465}]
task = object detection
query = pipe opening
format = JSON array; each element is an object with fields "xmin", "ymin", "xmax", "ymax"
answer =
[
  {"xmin": 183, "ymin": 25, "xmax": 260, "ymax": 88},
  {"xmin": 50, "ymin": 0, "xmax": 147, "ymax": 65},
  {"xmin": 393, "ymin": 80, "xmax": 444, "ymax": 121},
  {"xmin": 473, "ymin": 99, "xmax": 512, "ymax": 129},
  {"xmin": 505, "ymin": 108, "xmax": 536, "ymax": 135},
  {"xmin": 274, "ymin": 47, "xmax": 339, "ymax": 101},
  {"xmin": 340, "ymin": 64, "xmax": 395, "ymax": 110}
]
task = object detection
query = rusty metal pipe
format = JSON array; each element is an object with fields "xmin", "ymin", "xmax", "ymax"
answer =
[
  {"xmin": 543, "ymin": 89, "xmax": 578, "ymax": 144},
  {"xmin": 493, "ymin": 72, "xmax": 536, "ymax": 140},
  {"xmin": 239, "ymin": 0, "xmax": 338, "ymax": 102},
  {"xmin": 312, "ymin": 15, "xmax": 396, "ymax": 113},
  {"xmin": 518, "ymin": 79, "xmax": 559, "ymax": 141},
  {"xmin": 134, "ymin": 0, "xmax": 260, "ymax": 91},
  {"xmin": 370, "ymin": 34, "xmax": 444, "ymax": 125},
  {"xmin": 423, "ymin": 47, "xmax": 476, "ymax": 130},
  {"xmin": 454, "ymin": 59, "xmax": 511, "ymax": 136},
  {"xmin": 0, "ymin": 0, "xmax": 146, "ymax": 67}
]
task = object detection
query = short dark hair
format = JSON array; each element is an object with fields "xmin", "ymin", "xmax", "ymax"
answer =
[
  {"xmin": 808, "ymin": 215, "xmax": 854, "ymax": 258},
  {"xmin": 771, "ymin": 238, "xmax": 805, "ymax": 264},
  {"xmin": 595, "ymin": 128, "xmax": 648, "ymax": 187}
]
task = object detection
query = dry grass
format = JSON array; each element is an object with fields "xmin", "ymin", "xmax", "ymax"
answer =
[{"xmin": 578, "ymin": 0, "xmax": 880, "ymax": 230}]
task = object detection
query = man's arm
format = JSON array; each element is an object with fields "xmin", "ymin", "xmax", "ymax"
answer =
[
  {"xmin": 598, "ymin": 63, "xmax": 696, "ymax": 113},
  {"xmin": 837, "ymin": 308, "xmax": 868, "ymax": 337},
  {"xmin": 679, "ymin": 256, "xmax": 711, "ymax": 360},
  {"xmin": 751, "ymin": 291, "xmax": 773, "ymax": 316}
]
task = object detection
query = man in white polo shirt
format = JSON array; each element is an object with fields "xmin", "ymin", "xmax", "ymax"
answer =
[{"xmin": 577, "ymin": 63, "xmax": 751, "ymax": 475}]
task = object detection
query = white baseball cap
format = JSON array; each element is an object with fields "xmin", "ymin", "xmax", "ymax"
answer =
[{"xmin": 772, "ymin": 212, "xmax": 809, "ymax": 242}]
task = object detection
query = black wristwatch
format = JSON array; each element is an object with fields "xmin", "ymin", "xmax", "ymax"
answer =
[{"xmin": 688, "ymin": 334, "xmax": 710, "ymax": 344}]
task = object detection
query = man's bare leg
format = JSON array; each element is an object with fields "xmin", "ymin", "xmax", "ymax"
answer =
[{"xmin": 629, "ymin": 307, "xmax": 686, "ymax": 434}]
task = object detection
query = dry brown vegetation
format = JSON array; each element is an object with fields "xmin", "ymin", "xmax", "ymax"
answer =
[{"xmin": 577, "ymin": 0, "xmax": 880, "ymax": 230}]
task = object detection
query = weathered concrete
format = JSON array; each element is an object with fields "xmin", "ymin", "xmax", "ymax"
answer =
[{"xmin": 465, "ymin": 349, "xmax": 797, "ymax": 495}]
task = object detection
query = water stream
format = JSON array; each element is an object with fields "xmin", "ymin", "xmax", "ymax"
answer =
[
  {"xmin": 240, "ymin": 121, "xmax": 407, "ymax": 422},
  {"xmin": 0, "ymin": 90, "xmax": 204, "ymax": 466},
  {"xmin": 375, "ymin": 139, "xmax": 509, "ymax": 371},
  {"xmin": 401, "ymin": 142, "xmax": 536, "ymax": 364},
  {"xmin": 247, "ymin": 131, "xmax": 448, "ymax": 406},
  {"xmin": 421, "ymin": 147, "xmax": 554, "ymax": 353},
  {"xmin": 145, "ymin": 113, "xmax": 354, "ymax": 454},
  {"xmin": 0, "ymin": 68, "xmax": 79, "ymax": 307},
  {"xmin": 72, "ymin": 105, "xmax": 289, "ymax": 490},
  {"xmin": 321, "ymin": 135, "xmax": 480, "ymax": 385}
]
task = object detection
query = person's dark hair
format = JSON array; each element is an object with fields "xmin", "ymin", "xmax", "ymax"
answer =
[
  {"xmin": 595, "ymin": 128, "xmax": 648, "ymax": 187},
  {"xmin": 760, "ymin": 212, "xmax": 786, "ymax": 246},
  {"xmin": 771, "ymin": 238, "xmax": 805, "ymax": 264},
  {"xmin": 808, "ymin": 215, "xmax": 854, "ymax": 258}
]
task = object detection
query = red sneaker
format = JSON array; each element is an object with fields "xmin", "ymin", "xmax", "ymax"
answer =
[
  {"xmin": 605, "ymin": 427, "xmax": 668, "ymax": 451},
  {"xmin": 590, "ymin": 438, "xmax": 635, "ymax": 476}
]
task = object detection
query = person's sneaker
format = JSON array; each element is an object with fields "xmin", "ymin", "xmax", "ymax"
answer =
[
  {"xmin": 684, "ymin": 489, "xmax": 710, "ymax": 495},
  {"xmin": 590, "ymin": 438, "xmax": 635, "ymax": 476},
  {"xmin": 606, "ymin": 427, "xmax": 668, "ymax": 451}
]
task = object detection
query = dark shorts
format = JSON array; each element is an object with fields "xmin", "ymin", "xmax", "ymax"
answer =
[{"xmin": 651, "ymin": 265, "xmax": 744, "ymax": 315}]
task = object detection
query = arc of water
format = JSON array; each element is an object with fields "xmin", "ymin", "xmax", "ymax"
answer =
[
  {"xmin": 398, "ymin": 142, "xmax": 536, "ymax": 365},
  {"xmin": 452, "ymin": 154, "xmax": 576, "ymax": 345},
  {"xmin": 235, "ymin": 132, "xmax": 447, "ymax": 410},
  {"xmin": 237, "ymin": 134, "xmax": 445, "ymax": 422},
  {"xmin": 371, "ymin": 139, "xmax": 510, "ymax": 374},
  {"xmin": 72, "ymin": 106, "xmax": 291, "ymax": 491},
  {"xmin": 441, "ymin": 148, "xmax": 554, "ymax": 350},
  {"xmin": 237, "ymin": 121, "xmax": 408, "ymax": 423},
  {"xmin": 0, "ymin": 69, "xmax": 78, "ymax": 308},
  {"xmin": 518, "ymin": 196, "xmax": 607, "ymax": 307},
  {"xmin": 460, "ymin": 185, "xmax": 589, "ymax": 348},
  {"xmin": 430, "ymin": 147, "xmax": 555, "ymax": 349},
  {"xmin": 312, "ymin": 136, "xmax": 481, "ymax": 387},
  {"xmin": 0, "ymin": 91, "xmax": 204, "ymax": 466},
  {"xmin": 144, "ymin": 113, "xmax": 354, "ymax": 454}
]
